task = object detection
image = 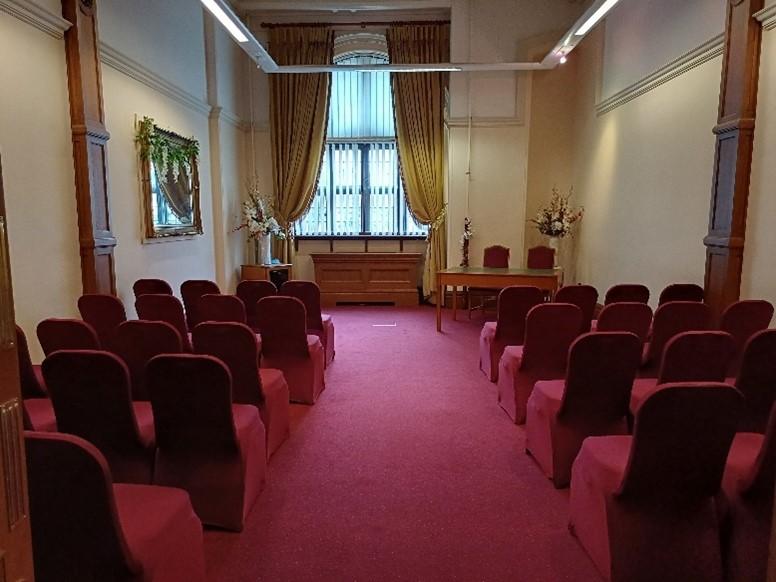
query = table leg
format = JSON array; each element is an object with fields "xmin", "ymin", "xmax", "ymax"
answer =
[
  {"xmin": 436, "ymin": 280, "xmax": 443, "ymax": 332},
  {"xmin": 452, "ymin": 286, "xmax": 458, "ymax": 321}
]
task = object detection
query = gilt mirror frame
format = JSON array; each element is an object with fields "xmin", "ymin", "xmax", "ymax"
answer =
[{"xmin": 136, "ymin": 117, "xmax": 203, "ymax": 241}]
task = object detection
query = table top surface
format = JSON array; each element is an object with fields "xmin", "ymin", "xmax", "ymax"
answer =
[{"xmin": 438, "ymin": 266, "xmax": 559, "ymax": 276}]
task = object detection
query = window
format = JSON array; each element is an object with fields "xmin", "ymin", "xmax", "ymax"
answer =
[{"xmin": 296, "ymin": 54, "xmax": 425, "ymax": 237}]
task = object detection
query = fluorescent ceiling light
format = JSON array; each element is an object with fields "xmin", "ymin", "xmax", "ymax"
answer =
[
  {"xmin": 575, "ymin": 0, "xmax": 620, "ymax": 36},
  {"xmin": 201, "ymin": 0, "xmax": 249, "ymax": 43}
]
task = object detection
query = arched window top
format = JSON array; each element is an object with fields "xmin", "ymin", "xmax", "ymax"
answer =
[{"xmin": 333, "ymin": 32, "xmax": 388, "ymax": 62}]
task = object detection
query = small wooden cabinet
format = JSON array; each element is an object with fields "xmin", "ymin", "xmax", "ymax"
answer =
[
  {"xmin": 240, "ymin": 263, "xmax": 292, "ymax": 288},
  {"xmin": 310, "ymin": 252, "xmax": 422, "ymax": 306}
]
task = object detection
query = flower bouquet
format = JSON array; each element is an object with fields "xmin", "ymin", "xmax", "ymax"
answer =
[
  {"xmin": 531, "ymin": 187, "xmax": 583, "ymax": 239},
  {"xmin": 234, "ymin": 179, "xmax": 286, "ymax": 264}
]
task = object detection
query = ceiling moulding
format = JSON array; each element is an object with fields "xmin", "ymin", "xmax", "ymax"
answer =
[
  {"xmin": 246, "ymin": 8, "xmax": 449, "ymax": 26},
  {"xmin": 216, "ymin": 0, "xmax": 617, "ymax": 73},
  {"xmin": 0, "ymin": 0, "xmax": 71, "ymax": 39},
  {"xmin": 756, "ymin": 3, "xmax": 776, "ymax": 31}
]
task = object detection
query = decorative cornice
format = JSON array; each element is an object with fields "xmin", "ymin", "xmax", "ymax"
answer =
[
  {"xmin": 99, "ymin": 42, "xmax": 211, "ymax": 116},
  {"xmin": 446, "ymin": 117, "xmax": 525, "ymax": 128},
  {"xmin": 756, "ymin": 4, "xmax": 776, "ymax": 30},
  {"xmin": 209, "ymin": 106, "xmax": 251, "ymax": 131},
  {"xmin": 596, "ymin": 34, "xmax": 725, "ymax": 116},
  {"xmin": 0, "ymin": 0, "xmax": 71, "ymax": 39}
]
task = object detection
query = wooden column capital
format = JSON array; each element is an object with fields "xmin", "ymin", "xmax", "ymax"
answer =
[
  {"xmin": 704, "ymin": 0, "xmax": 764, "ymax": 319},
  {"xmin": 63, "ymin": 0, "xmax": 117, "ymax": 295}
]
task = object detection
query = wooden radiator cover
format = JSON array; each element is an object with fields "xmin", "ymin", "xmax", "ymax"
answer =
[{"xmin": 310, "ymin": 253, "xmax": 422, "ymax": 306}]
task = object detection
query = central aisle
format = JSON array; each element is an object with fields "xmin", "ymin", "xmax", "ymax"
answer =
[{"xmin": 205, "ymin": 306, "xmax": 600, "ymax": 581}]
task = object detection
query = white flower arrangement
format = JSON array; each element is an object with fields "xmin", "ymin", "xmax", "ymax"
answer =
[
  {"xmin": 234, "ymin": 179, "xmax": 286, "ymax": 240},
  {"xmin": 531, "ymin": 187, "xmax": 583, "ymax": 238}
]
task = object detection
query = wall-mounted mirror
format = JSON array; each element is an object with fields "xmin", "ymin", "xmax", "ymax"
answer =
[{"xmin": 136, "ymin": 117, "xmax": 203, "ymax": 240}]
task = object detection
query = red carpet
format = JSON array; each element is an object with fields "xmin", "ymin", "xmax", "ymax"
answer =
[{"xmin": 204, "ymin": 306, "xmax": 601, "ymax": 581}]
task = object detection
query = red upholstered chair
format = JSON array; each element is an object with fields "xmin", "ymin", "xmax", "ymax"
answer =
[
  {"xmin": 180, "ymin": 279, "xmax": 220, "ymax": 330},
  {"xmin": 193, "ymin": 322, "xmax": 290, "ymax": 458},
  {"xmin": 641, "ymin": 301, "xmax": 711, "ymax": 375},
  {"xmin": 147, "ymin": 354, "xmax": 266, "ymax": 531},
  {"xmin": 594, "ymin": 302, "xmax": 653, "ymax": 342},
  {"xmin": 630, "ymin": 331, "xmax": 735, "ymax": 414},
  {"xmin": 132, "ymin": 278, "xmax": 173, "ymax": 299},
  {"xmin": 78, "ymin": 293, "xmax": 128, "ymax": 350},
  {"xmin": 281, "ymin": 280, "xmax": 335, "ymax": 367},
  {"xmin": 257, "ymin": 296, "xmax": 325, "ymax": 404},
  {"xmin": 732, "ymin": 329, "xmax": 776, "ymax": 433},
  {"xmin": 555, "ymin": 284, "xmax": 599, "ymax": 333},
  {"xmin": 720, "ymin": 299, "xmax": 774, "ymax": 375},
  {"xmin": 569, "ymin": 383, "xmax": 743, "ymax": 582},
  {"xmin": 42, "ymin": 350, "xmax": 156, "ymax": 484},
  {"xmin": 658, "ymin": 283, "xmax": 705, "ymax": 304},
  {"xmin": 25, "ymin": 431, "xmax": 206, "ymax": 582},
  {"xmin": 236, "ymin": 280, "xmax": 277, "ymax": 331},
  {"xmin": 526, "ymin": 245, "xmax": 554, "ymax": 269},
  {"xmin": 16, "ymin": 325, "xmax": 56, "ymax": 432},
  {"xmin": 719, "ymin": 406, "xmax": 776, "ymax": 582},
  {"xmin": 199, "ymin": 294, "xmax": 247, "ymax": 324},
  {"xmin": 603, "ymin": 284, "xmax": 650, "ymax": 305},
  {"xmin": 496, "ymin": 303, "xmax": 582, "ymax": 424},
  {"xmin": 37, "ymin": 318, "xmax": 100, "ymax": 356},
  {"xmin": 112, "ymin": 321, "xmax": 183, "ymax": 401},
  {"xmin": 526, "ymin": 332, "xmax": 641, "ymax": 488},
  {"xmin": 478, "ymin": 286, "xmax": 544, "ymax": 382},
  {"xmin": 135, "ymin": 294, "xmax": 192, "ymax": 352},
  {"xmin": 468, "ymin": 245, "xmax": 511, "ymax": 317}
]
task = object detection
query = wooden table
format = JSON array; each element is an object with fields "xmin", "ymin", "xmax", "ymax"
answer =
[
  {"xmin": 436, "ymin": 267, "xmax": 562, "ymax": 331},
  {"xmin": 241, "ymin": 264, "xmax": 292, "ymax": 288}
]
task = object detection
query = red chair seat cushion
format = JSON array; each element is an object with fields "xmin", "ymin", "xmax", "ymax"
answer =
[
  {"xmin": 114, "ymin": 483, "xmax": 207, "ymax": 582},
  {"xmin": 132, "ymin": 402, "xmax": 155, "ymax": 449},
  {"xmin": 24, "ymin": 399, "xmax": 57, "ymax": 432},
  {"xmin": 629, "ymin": 378, "xmax": 658, "ymax": 415}
]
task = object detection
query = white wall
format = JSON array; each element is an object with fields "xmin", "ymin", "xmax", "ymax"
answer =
[
  {"xmin": 0, "ymin": 11, "xmax": 81, "ymax": 361},
  {"xmin": 743, "ymin": 9, "xmax": 776, "ymax": 310}
]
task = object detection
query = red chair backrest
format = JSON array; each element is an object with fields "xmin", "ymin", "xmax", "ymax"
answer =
[
  {"xmin": 199, "ymin": 294, "xmax": 247, "ymax": 324},
  {"xmin": 42, "ymin": 350, "xmax": 145, "ymax": 451},
  {"xmin": 735, "ymin": 329, "xmax": 776, "ymax": 433},
  {"xmin": 720, "ymin": 299, "xmax": 774, "ymax": 356},
  {"xmin": 645, "ymin": 301, "xmax": 712, "ymax": 365},
  {"xmin": 180, "ymin": 279, "xmax": 220, "ymax": 330},
  {"xmin": 132, "ymin": 278, "xmax": 172, "ymax": 299},
  {"xmin": 555, "ymin": 285, "xmax": 599, "ymax": 332},
  {"xmin": 656, "ymin": 331, "xmax": 735, "ymax": 384},
  {"xmin": 484, "ymin": 245, "xmax": 510, "ymax": 268},
  {"xmin": 135, "ymin": 294, "xmax": 191, "ymax": 351},
  {"xmin": 526, "ymin": 246, "xmax": 553, "ymax": 269},
  {"xmin": 280, "ymin": 280, "xmax": 324, "ymax": 332},
  {"xmin": 78, "ymin": 294, "xmax": 127, "ymax": 349},
  {"xmin": 558, "ymin": 332, "xmax": 642, "ymax": 427},
  {"xmin": 256, "ymin": 296, "xmax": 309, "ymax": 358},
  {"xmin": 739, "ymin": 405, "xmax": 776, "ymax": 499},
  {"xmin": 193, "ymin": 322, "xmax": 265, "ymax": 406},
  {"xmin": 494, "ymin": 286, "xmax": 544, "ymax": 345},
  {"xmin": 16, "ymin": 325, "xmax": 46, "ymax": 398},
  {"xmin": 37, "ymin": 318, "xmax": 100, "ymax": 356},
  {"xmin": 147, "ymin": 354, "xmax": 238, "ymax": 452},
  {"xmin": 595, "ymin": 302, "xmax": 653, "ymax": 342},
  {"xmin": 617, "ymin": 383, "xmax": 742, "ymax": 504},
  {"xmin": 25, "ymin": 431, "xmax": 140, "ymax": 580},
  {"xmin": 236, "ymin": 280, "xmax": 277, "ymax": 329},
  {"xmin": 604, "ymin": 284, "xmax": 650, "ymax": 305},
  {"xmin": 521, "ymin": 303, "xmax": 583, "ymax": 374},
  {"xmin": 112, "ymin": 320, "xmax": 183, "ymax": 401},
  {"xmin": 658, "ymin": 283, "xmax": 705, "ymax": 305}
]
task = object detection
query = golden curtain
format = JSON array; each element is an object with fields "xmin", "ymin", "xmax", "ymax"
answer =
[
  {"xmin": 268, "ymin": 26, "xmax": 334, "ymax": 262},
  {"xmin": 387, "ymin": 24, "xmax": 450, "ymax": 300}
]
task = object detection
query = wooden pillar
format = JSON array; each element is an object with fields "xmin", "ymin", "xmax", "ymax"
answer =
[
  {"xmin": 704, "ymin": 0, "xmax": 764, "ymax": 319},
  {"xmin": 62, "ymin": 0, "xmax": 117, "ymax": 294}
]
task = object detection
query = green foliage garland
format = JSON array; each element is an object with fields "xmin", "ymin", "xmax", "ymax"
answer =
[{"xmin": 135, "ymin": 116, "xmax": 199, "ymax": 174}]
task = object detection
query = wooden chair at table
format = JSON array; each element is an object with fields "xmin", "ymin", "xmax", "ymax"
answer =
[
  {"xmin": 467, "ymin": 245, "xmax": 510, "ymax": 318},
  {"xmin": 527, "ymin": 246, "xmax": 555, "ymax": 269}
]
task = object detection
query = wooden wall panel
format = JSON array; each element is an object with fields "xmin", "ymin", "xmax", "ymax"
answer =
[
  {"xmin": 704, "ymin": 0, "xmax": 764, "ymax": 319},
  {"xmin": 63, "ymin": 0, "xmax": 117, "ymax": 294}
]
